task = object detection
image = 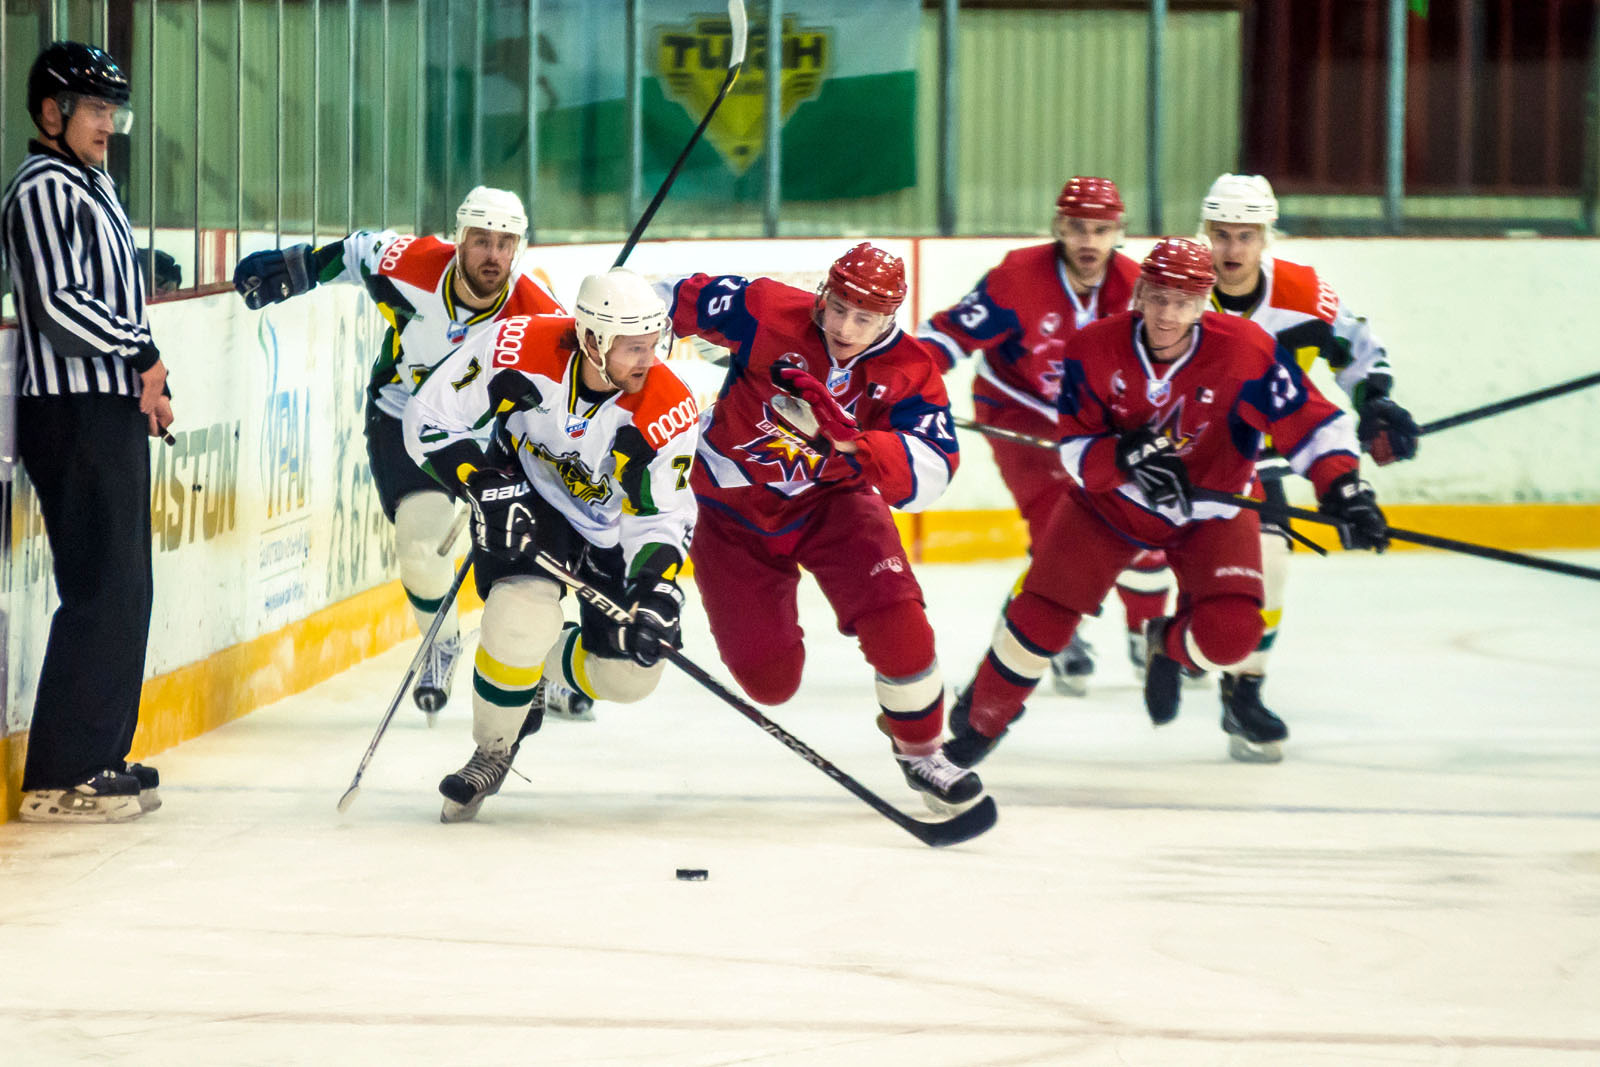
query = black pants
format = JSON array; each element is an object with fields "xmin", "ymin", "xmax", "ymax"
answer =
[{"xmin": 17, "ymin": 394, "xmax": 154, "ymax": 790}]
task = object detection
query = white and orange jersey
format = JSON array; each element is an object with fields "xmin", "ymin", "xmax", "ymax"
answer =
[
  {"xmin": 1210, "ymin": 256, "xmax": 1391, "ymax": 402},
  {"xmin": 403, "ymin": 314, "xmax": 699, "ymax": 571},
  {"xmin": 315, "ymin": 229, "xmax": 565, "ymax": 419}
]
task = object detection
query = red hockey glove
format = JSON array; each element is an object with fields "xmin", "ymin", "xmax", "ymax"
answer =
[{"xmin": 771, "ymin": 362, "xmax": 860, "ymax": 444}]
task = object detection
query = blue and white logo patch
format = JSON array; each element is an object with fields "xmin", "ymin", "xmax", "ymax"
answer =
[
  {"xmin": 826, "ymin": 367, "xmax": 851, "ymax": 395},
  {"xmin": 1147, "ymin": 379, "xmax": 1171, "ymax": 405},
  {"xmin": 564, "ymin": 414, "xmax": 590, "ymax": 439},
  {"xmin": 447, "ymin": 320, "xmax": 470, "ymax": 344}
]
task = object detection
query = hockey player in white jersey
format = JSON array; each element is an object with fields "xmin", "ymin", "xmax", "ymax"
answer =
[
  {"xmin": 233, "ymin": 187, "xmax": 585, "ymax": 723},
  {"xmin": 403, "ymin": 269, "xmax": 699, "ymax": 822},
  {"xmin": 1196, "ymin": 173, "xmax": 1420, "ymax": 760}
]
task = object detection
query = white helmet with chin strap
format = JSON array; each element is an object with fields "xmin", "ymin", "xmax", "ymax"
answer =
[
  {"xmin": 573, "ymin": 268, "xmax": 668, "ymax": 383},
  {"xmin": 455, "ymin": 186, "xmax": 528, "ymax": 248},
  {"xmin": 1200, "ymin": 173, "xmax": 1279, "ymax": 226}
]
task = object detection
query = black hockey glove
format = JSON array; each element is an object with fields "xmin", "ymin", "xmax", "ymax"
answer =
[
  {"xmin": 617, "ymin": 578, "xmax": 683, "ymax": 668},
  {"xmin": 1357, "ymin": 393, "xmax": 1420, "ymax": 466},
  {"xmin": 464, "ymin": 467, "xmax": 537, "ymax": 562},
  {"xmin": 1115, "ymin": 428, "xmax": 1193, "ymax": 517},
  {"xmin": 1318, "ymin": 470, "xmax": 1389, "ymax": 552},
  {"xmin": 234, "ymin": 243, "xmax": 316, "ymax": 310}
]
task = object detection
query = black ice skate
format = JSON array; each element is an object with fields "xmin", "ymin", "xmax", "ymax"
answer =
[
  {"xmin": 894, "ymin": 744, "xmax": 985, "ymax": 816},
  {"xmin": 18, "ymin": 768, "xmax": 143, "ymax": 823},
  {"xmin": 439, "ymin": 744, "xmax": 516, "ymax": 823},
  {"xmin": 533, "ymin": 676, "xmax": 595, "ymax": 723},
  {"xmin": 413, "ymin": 631, "xmax": 463, "ymax": 723},
  {"xmin": 1219, "ymin": 672, "xmax": 1288, "ymax": 763},
  {"xmin": 1142, "ymin": 617, "xmax": 1183, "ymax": 726},
  {"xmin": 125, "ymin": 761, "xmax": 162, "ymax": 813},
  {"xmin": 1048, "ymin": 632, "xmax": 1095, "ymax": 697},
  {"xmin": 940, "ymin": 688, "xmax": 1020, "ymax": 770}
]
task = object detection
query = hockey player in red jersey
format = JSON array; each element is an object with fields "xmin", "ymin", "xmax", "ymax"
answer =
[
  {"xmin": 1197, "ymin": 173, "xmax": 1420, "ymax": 760},
  {"xmin": 667, "ymin": 243, "xmax": 982, "ymax": 813},
  {"xmin": 941, "ymin": 238, "xmax": 1389, "ymax": 770},
  {"xmin": 920, "ymin": 176, "xmax": 1164, "ymax": 695}
]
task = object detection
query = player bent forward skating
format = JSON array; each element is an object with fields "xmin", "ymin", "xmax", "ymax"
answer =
[
  {"xmin": 403, "ymin": 270, "xmax": 699, "ymax": 821},
  {"xmin": 943, "ymin": 237, "xmax": 1389, "ymax": 769}
]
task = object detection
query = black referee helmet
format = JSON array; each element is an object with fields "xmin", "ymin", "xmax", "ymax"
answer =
[{"xmin": 27, "ymin": 41, "xmax": 131, "ymax": 123}]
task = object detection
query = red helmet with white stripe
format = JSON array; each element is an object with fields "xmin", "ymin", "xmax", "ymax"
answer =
[
  {"xmin": 822, "ymin": 243, "xmax": 907, "ymax": 316},
  {"xmin": 1139, "ymin": 237, "xmax": 1216, "ymax": 295},
  {"xmin": 1055, "ymin": 176, "xmax": 1125, "ymax": 221}
]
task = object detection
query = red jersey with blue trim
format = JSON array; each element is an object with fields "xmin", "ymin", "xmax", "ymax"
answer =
[
  {"xmin": 1055, "ymin": 310, "xmax": 1359, "ymax": 544},
  {"xmin": 920, "ymin": 243, "xmax": 1140, "ymax": 419},
  {"xmin": 668, "ymin": 274, "xmax": 960, "ymax": 535}
]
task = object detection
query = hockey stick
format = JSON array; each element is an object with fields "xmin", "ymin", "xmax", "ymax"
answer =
[
  {"xmin": 951, "ymin": 416, "xmax": 1329, "ymax": 555},
  {"xmin": 531, "ymin": 552, "xmax": 999, "ymax": 848},
  {"xmin": 437, "ymin": 507, "xmax": 469, "ymax": 556},
  {"xmin": 337, "ymin": 554, "xmax": 474, "ymax": 813},
  {"xmin": 1416, "ymin": 370, "xmax": 1600, "ymax": 437},
  {"xmin": 612, "ymin": 0, "xmax": 748, "ymax": 269},
  {"xmin": 1189, "ymin": 488, "xmax": 1600, "ymax": 583}
]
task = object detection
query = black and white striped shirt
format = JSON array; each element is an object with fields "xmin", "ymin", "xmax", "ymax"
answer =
[{"xmin": 2, "ymin": 140, "xmax": 155, "ymax": 398}]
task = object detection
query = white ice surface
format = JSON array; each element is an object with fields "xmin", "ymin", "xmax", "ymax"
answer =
[{"xmin": 2, "ymin": 551, "xmax": 1598, "ymax": 1066}]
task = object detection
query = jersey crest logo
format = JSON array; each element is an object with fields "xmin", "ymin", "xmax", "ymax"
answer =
[
  {"xmin": 1039, "ymin": 312, "xmax": 1062, "ymax": 337},
  {"xmin": 736, "ymin": 404, "xmax": 830, "ymax": 480},
  {"xmin": 1151, "ymin": 396, "xmax": 1209, "ymax": 456},
  {"xmin": 1147, "ymin": 379, "xmax": 1171, "ymax": 405},
  {"xmin": 564, "ymin": 414, "xmax": 590, "ymax": 440},
  {"xmin": 826, "ymin": 367, "xmax": 851, "ymax": 395},
  {"xmin": 446, "ymin": 320, "xmax": 470, "ymax": 345},
  {"xmin": 657, "ymin": 15, "xmax": 828, "ymax": 176},
  {"xmin": 519, "ymin": 438, "xmax": 613, "ymax": 507}
]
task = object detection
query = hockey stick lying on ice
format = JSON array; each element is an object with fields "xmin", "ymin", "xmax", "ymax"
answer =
[
  {"xmin": 1413, "ymin": 369, "xmax": 1600, "ymax": 437},
  {"xmin": 612, "ymin": 0, "xmax": 747, "ymax": 269},
  {"xmin": 337, "ymin": 554, "xmax": 474, "ymax": 813},
  {"xmin": 531, "ymin": 552, "xmax": 1000, "ymax": 848},
  {"xmin": 952, "ymin": 416, "xmax": 1328, "ymax": 556},
  {"xmin": 951, "ymin": 416, "xmax": 1600, "ymax": 583},
  {"xmin": 1188, "ymin": 488, "xmax": 1600, "ymax": 583}
]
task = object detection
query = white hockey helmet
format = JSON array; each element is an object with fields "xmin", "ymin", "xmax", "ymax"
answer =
[
  {"xmin": 1200, "ymin": 173, "xmax": 1279, "ymax": 226},
  {"xmin": 454, "ymin": 185, "xmax": 528, "ymax": 246},
  {"xmin": 573, "ymin": 268, "xmax": 669, "ymax": 359}
]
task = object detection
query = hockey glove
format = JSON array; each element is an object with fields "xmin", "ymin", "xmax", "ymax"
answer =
[
  {"xmin": 770, "ymin": 361, "xmax": 861, "ymax": 444},
  {"xmin": 1318, "ymin": 470, "xmax": 1389, "ymax": 552},
  {"xmin": 617, "ymin": 578, "xmax": 683, "ymax": 668},
  {"xmin": 464, "ymin": 467, "xmax": 537, "ymax": 561},
  {"xmin": 234, "ymin": 244, "xmax": 316, "ymax": 310},
  {"xmin": 1115, "ymin": 428, "xmax": 1193, "ymax": 517},
  {"xmin": 1357, "ymin": 394, "xmax": 1420, "ymax": 466}
]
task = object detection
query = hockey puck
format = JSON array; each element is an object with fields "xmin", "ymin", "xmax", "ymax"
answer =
[{"xmin": 675, "ymin": 868, "xmax": 709, "ymax": 881}]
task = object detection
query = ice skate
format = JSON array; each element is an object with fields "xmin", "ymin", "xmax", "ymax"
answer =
[
  {"xmin": 939, "ymin": 688, "xmax": 1018, "ymax": 771},
  {"xmin": 413, "ymin": 631, "xmax": 463, "ymax": 723},
  {"xmin": 1142, "ymin": 616, "xmax": 1182, "ymax": 726},
  {"xmin": 533, "ymin": 676, "xmax": 595, "ymax": 723},
  {"xmin": 125, "ymin": 761, "xmax": 161, "ymax": 813},
  {"xmin": 18, "ymin": 768, "xmax": 143, "ymax": 823},
  {"xmin": 1220, "ymin": 672, "xmax": 1288, "ymax": 763},
  {"xmin": 894, "ymin": 743, "xmax": 985, "ymax": 816},
  {"xmin": 438, "ymin": 745, "xmax": 515, "ymax": 823},
  {"xmin": 1048, "ymin": 632, "xmax": 1094, "ymax": 696}
]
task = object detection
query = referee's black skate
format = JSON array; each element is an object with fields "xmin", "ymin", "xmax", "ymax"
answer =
[
  {"xmin": 439, "ymin": 744, "xmax": 516, "ymax": 823},
  {"xmin": 124, "ymin": 761, "xmax": 161, "ymax": 813},
  {"xmin": 1142, "ymin": 616, "xmax": 1183, "ymax": 726},
  {"xmin": 1220, "ymin": 672, "xmax": 1288, "ymax": 763},
  {"xmin": 18, "ymin": 768, "xmax": 143, "ymax": 823}
]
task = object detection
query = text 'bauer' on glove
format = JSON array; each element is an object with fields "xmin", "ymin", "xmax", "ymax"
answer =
[{"xmin": 464, "ymin": 467, "xmax": 537, "ymax": 561}]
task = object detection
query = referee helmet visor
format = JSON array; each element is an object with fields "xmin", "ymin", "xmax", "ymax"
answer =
[{"xmin": 28, "ymin": 42, "xmax": 134, "ymax": 133}]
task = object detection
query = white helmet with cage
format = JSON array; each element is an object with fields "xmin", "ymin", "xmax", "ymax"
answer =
[
  {"xmin": 573, "ymin": 268, "xmax": 668, "ymax": 361},
  {"xmin": 1200, "ymin": 173, "xmax": 1278, "ymax": 226},
  {"xmin": 454, "ymin": 186, "xmax": 528, "ymax": 247}
]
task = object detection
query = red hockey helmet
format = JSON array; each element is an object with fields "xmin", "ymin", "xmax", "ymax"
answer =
[
  {"xmin": 1139, "ymin": 237, "xmax": 1216, "ymax": 295},
  {"xmin": 1055, "ymin": 176, "xmax": 1125, "ymax": 221},
  {"xmin": 822, "ymin": 242, "xmax": 907, "ymax": 316}
]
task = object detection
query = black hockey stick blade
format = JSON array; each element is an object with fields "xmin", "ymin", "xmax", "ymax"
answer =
[
  {"xmin": 613, "ymin": 0, "xmax": 748, "ymax": 268},
  {"xmin": 533, "ymin": 552, "xmax": 998, "ymax": 847}
]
